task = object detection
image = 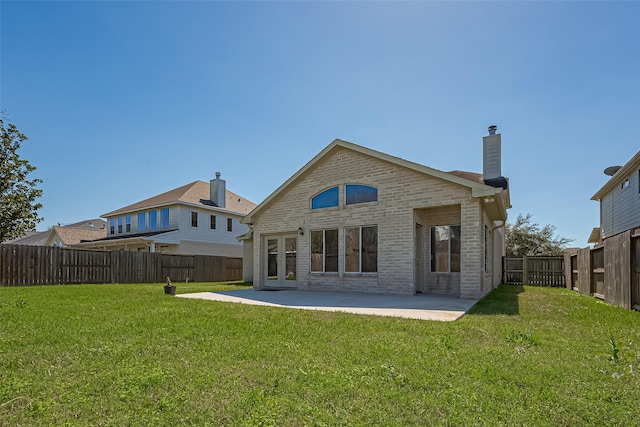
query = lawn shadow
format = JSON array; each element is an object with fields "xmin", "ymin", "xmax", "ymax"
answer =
[{"xmin": 468, "ymin": 284, "xmax": 524, "ymax": 316}]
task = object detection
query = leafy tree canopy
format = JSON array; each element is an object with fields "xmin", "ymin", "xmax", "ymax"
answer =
[
  {"xmin": 505, "ymin": 213, "xmax": 572, "ymax": 257},
  {"xmin": 0, "ymin": 118, "xmax": 43, "ymax": 243}
]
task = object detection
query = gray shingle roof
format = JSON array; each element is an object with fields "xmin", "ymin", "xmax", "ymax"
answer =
[{"xmin": 103, "ymin": 181, "xmax": 256, "ymax": 217}]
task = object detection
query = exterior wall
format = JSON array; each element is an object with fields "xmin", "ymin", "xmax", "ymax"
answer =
[
  {"xmin": 460, "ymin": 199, "xmax": 483, "ymax": 299},
  {"xmin": 600, "ymin": 169, "xmax": 640, "ymax": 239},
  {"xmin": 242, "ymin": 238, "xmax": 254, "ymax": 282},
  {"xmin": 177, "ymin": 240, "xmax": 243, "ymax": 257},
  {"xmin": 251, "ymin": 147, "xmax": 484, "ymax": 296},
  {"xmin": 175, "ymin": 206, "xmax": 248, "ymax": 247},
  {"xmin": 103, "ymin": 205, "xmax": 249, "ymax": 257}
]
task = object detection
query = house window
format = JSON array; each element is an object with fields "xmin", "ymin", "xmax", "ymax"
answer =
[
  {"xmin": 117, "ymin": 217, "xmax": 123, "ymax": 234},
  {"xmin": 227, "ymin": 218, "xmax": 233, "ymax": 232},
  {"xmin": 138, "ymin": 212, "xmax": 146, "ymax": 232},
  {"xmin": 160, "ymin": 208, "xmax": 170, "ymax": 228},
  {"xmin": 345, "ymin": 226, "xmax": 378, "ymax": 273},
  {"xmin": 621, "ymin": 178, "xmax": 629, "ymax": 189},
  {"xmin": 311, "ymin": 187, "xmax": 339, "ymax": 210},
  {"xmin": 346, "ymin": 185, "xmax": 378, "ymax": 205},
  {"xmin": 210, "ymin": 215, "xmax": 216, "ymax": 230},
  {"xmin": 149, "ymin": 210, "xmax": 158, "ymax": 230},
  {"xmin": 191, "ymin": 212, "xmax": 198, "ymax": 228},
  {"xmin": 431, "ymin": 225, "xmax": 461, "ymax": 273},
  {"xmin": 109, "ymin": 218, "xmax": 115, "ymax": 235},
  {"xmin": 311, "ymin": 229, "xmax": 338, "ymax": 272},
  {"xmin": 125, "ymin": 216, "xmax": 131, "ymax": 233}
]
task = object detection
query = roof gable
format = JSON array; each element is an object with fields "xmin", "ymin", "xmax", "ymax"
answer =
[
  {"xmin": 47, "ymin": 226, "xmax": 107, "ymax": 246},
  {"xmin": 244, "ymin": 139, "xmax": 506, "ymax": 224},
  {"xmin": 592, "ymin": 150, "xmax": 640, "ymax": 201}
]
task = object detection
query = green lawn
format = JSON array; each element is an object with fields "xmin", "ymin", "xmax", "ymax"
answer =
[{"xmin": 1, "ymin": 282, "xmax": 638, "ymax": 426}]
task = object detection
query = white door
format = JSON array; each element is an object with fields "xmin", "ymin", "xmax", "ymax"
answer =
[{"xmin": 264, "ymin": 234, "xmax": 298, "ymax": 289}]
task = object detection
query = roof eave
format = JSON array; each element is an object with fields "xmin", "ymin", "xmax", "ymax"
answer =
[{"xmin": 591, "ymin": 150, "xmax": 640, "ymax": 201}]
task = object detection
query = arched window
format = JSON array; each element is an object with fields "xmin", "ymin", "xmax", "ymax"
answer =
[
  {"xmin": 345, "ymin": 185, "xmax": 378, "ymax": 205},
  {"xmin": 311, "ymin": 187, "xmax": 339, "ymax": 210}
]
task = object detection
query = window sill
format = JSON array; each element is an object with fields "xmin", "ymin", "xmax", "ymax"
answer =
[
  {"xmin": 344, "ymin": 272, "xmax": 378, "ymax": 277},
  {"xmin": 309, "ymin": 272, "xmax": 339, "ymax": 276}
]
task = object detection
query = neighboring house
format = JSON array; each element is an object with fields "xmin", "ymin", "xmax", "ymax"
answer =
[
  {"xmin": 4, "ymin": 231, "xmax": 48, "ymax": 246},
  {"xmin": 45, "ymin": 222, "xmax": 107, "ymax": 247},
  {"xmin": 589, "ymin": 151, "xmax": 640, "ymax": 245},
  {"xmin": 240, "ymin": 127, "xmax": 511, "ymax": 299},
  {"xmin": 76, "ymin": 174, "xmax": 256, "ymax": 257},
  {"xmin": 4, "ymin": 219, "xmax": 106, "ymax": 247}
]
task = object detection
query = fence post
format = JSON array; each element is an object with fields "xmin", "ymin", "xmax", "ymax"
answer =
[{"xmin": 522, "ymin": 256, "xmax": 528, "ymax": 285}]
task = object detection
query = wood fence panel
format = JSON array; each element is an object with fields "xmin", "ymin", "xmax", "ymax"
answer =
[
  {"xmin": 503, "ymin": 258, "xmax": 523, "ymax": 284},
  {"xmin": 503, "ymin": 256, "xmax": 564, "ymax": 286},
  {"xmin": 632, "ymin": 236, "xmax": 640, "ymax": 311},
  {"xmin": 0, "ymin": 244, "xmax": 241, "ymax": 286},
  {"xmin": 564, "ymin": 253, "xmax": 574, "ymax": 289},
  {"xmin": 576, "ymin": 248, "xmax": 592, "ymax": 296},
  {"xmin": 161, "ymin": 254, "xmax": 195, "ymax": 282},
  {"xmin": 604, "ymin": 231, "xmax": 631, "ymax": 309},
  {"xmin": 526, "ymin": 257, "xmax": 565, "ymax": 287},
  {"xmin": 226, "ymin": 257, "xmax": 243, "ymax": 281}
]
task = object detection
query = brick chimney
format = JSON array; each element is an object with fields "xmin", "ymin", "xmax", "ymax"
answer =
[{"xmin": 210, "ymin": 172, "xmax": 226, "ymax": 208}]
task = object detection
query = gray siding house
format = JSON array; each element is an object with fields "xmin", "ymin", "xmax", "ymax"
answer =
[
  {"xmin": 590, "ymin": 151, "xmax": 640, "ymax": 244},
  {"xmin": 241, "ymin": 127, "xmax": 511, "ymax": 299},
  {"xmin": 78, "ymin": 174, "xmax": 256, "ymax": 257}
]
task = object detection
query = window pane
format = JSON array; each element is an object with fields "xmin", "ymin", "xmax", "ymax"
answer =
[
  {"xmin": 118, "ymin": 217, "xmax": 123, "ymax": 233},
  {"xmin": 451, "ymin": 226, "xmax": 461, "ymax": 272},
  {"xmin": 161, "ymin": 208, "xmax": 170, "ymax": 228},
  {"xmin": 311, "ymin": 187, "xmax": 339, "ymax": 209},
  {"xmin": 138, "ymin": 212, "xmax": 146, "ymax": 232},
  {"xmin": 191, "ymin": 211, "xmax": 198, "ymax": 227},
  {"xmin": 311, "ymin": 231, "xmax": 323, "ymax": 272},
  {"xmin": 346, "ymin": 185, "xmax": 378, "ymax": 205},
  {"xmin": 149, "ymin": 211, "xmax": 158, "ymax": 230},
  {"xmin": 267, "ymin": 239, "xmax": 278, "ymax": 280},
  {"xmin": 285, "ymin": 238, "xmax": 297, "ymax": 280},
  {"xmin": 325, "ymin": 229, "xmax": 338, "ymax": 272},
  {"xmin": 431, "ymin": 226, "xmax": 450, "ymax": 272},
  {"xmin": 227, "ymin": 218, "xmax": 233, "ymax": 232},
  {"xmin": 125, "ymin": 216, "xmax": 131, "ymax": 233},
  {"xmin": 110, "ymin": 218, "xmax": 115, "ymax": 235},
  {"xmin": 345, "ymin": 227, "xmax": 360, "ymax": 272},
  {"xmin": 210, "ymin": 215, "xmax": 216, "ymax": 230},
  {"xmin": 362, "ymin": 226, "xmax": 378, "ymax": 272}
]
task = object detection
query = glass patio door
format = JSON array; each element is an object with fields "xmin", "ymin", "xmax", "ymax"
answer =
[{"xmin": 264, "ymin": 234, "xmax": 297, "ymax": 288}]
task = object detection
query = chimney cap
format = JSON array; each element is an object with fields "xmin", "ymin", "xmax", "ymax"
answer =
[
  {"xmin": 215, "ymin": 172, "xmax": 221, "ymax": 179},
  {"xmin": 488, "ymin": 125, "xmax": 498, "ymax": 135}
]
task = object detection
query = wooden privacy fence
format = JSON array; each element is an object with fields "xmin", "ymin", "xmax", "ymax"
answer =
[
  {"xmin": 503, "ymin": 256, "xmax": 566, "ymax": 287},
  {"xmin": 0, "ymin": 244, "xmax": 243, "ymax": 286},
  {"xmin": 567, "ymin": 230, "xmax": 640, "ymax": 311}
]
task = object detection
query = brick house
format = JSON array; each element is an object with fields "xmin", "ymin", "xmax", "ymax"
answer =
[{"xmin": 241, "ymin": 127, "xmax": 511, "ymax": 299}]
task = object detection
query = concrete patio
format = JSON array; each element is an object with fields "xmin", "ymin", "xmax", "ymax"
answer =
[{"xmin": 177, "ymin": 289, "xmax": 479, "ymax": 321}]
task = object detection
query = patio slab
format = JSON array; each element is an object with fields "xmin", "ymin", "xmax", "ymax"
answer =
[{"xmin": 176, "ymin": 289, "xmax": 479, "ymax": 321}]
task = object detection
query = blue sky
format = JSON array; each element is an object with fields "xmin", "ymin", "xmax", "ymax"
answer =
[{"xmin": 1, "ymin": 1, "xmax": 639, "ymax": 246}]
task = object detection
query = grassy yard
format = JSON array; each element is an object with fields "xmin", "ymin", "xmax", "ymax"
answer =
[{"xmin": 1, "ymin": 282, "xmax": 639, "ymax": 426}]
